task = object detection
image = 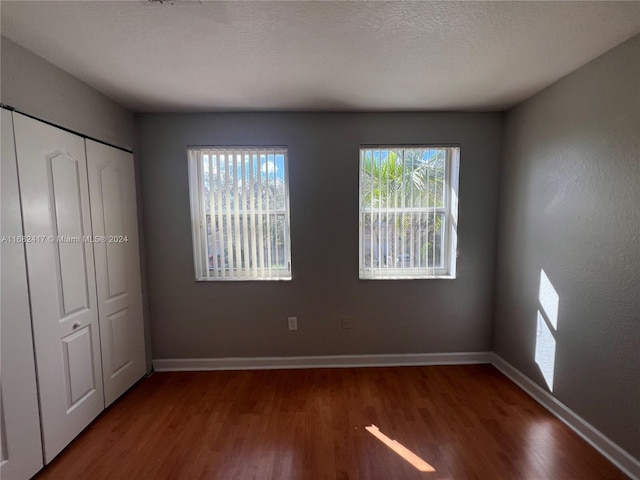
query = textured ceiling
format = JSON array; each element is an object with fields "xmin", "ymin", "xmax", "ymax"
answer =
[{"xmin": 2, "ymin": 1, "xmax": 639, "ymax": 112}]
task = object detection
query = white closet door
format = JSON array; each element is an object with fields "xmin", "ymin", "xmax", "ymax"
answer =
[
  {"xmin": 1, "ymin": 109, "xmax": 44, "ymax": 479},
  {"xmin": 86, "ymin": 140, "xmax": 145, "ymax": 406},
  {"xmin": 13, "ymin": 113, "xmax": 104, "ymax": 464}
]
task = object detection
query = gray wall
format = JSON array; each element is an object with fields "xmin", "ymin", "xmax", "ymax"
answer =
[
  {"xmin": 1, "ymin": 36, "xmax": 153, "ymax": 372},
  {"xmin": 138, "ymin": 112, "xmax": 503, "ymax": 359},
  {"xmin": 493, "ymin": 35, "xmax": 640, "ymax": 458},
  {"xmin": 1, "ymin": 36, "xmax": 135, "ymax": 149}
]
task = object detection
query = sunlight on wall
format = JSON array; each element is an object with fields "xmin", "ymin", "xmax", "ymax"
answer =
[
  {"xmin": 535, "ymin": 311, "xmax": 557, "ymax": 390},
  {"xmin": 539, "ymin": 269, "xmax": 559, "ymax": 329},
  {"xmin": 535, "ymin": 269, "xmax": 559, "ymax": 391}
]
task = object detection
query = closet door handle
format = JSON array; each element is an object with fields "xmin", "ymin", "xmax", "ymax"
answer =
[{"xmin": 72, "ymin": 322, "xmax": 81, "ymax": 330}]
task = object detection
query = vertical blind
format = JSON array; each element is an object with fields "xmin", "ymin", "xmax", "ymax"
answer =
[
  {"xmin": 188, "ymin": 147, "xmax": 291, "ymax": 280},
  {"xmin": 359, "ymin": 146, "xmax": 459, "ymax": 279}
]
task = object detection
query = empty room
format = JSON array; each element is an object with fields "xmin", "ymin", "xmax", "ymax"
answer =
[{"xmin": 1, "ymin": 1, "xmax": 638, "ymax": 479}]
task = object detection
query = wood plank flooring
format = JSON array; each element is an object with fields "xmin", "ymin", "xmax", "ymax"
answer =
[{"xmin": 34, "ymin": 365, "xmax": 628, "ymax": 479}]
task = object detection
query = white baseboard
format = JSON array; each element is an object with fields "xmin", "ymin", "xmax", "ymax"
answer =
[
  {"xmin": 153, "ymin": 351, "xmax": 491, "ymax": 372},
  {"xmin": 491, "ymin": 353, "xmax": 640, "ymax": 480}
]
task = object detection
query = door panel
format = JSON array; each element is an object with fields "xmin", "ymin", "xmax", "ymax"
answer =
[
  {"xmin": 109, "ymin": 309, "xmax": 132, "ymax": 373},
  {"xmin": 86, "ymin": 140, "xmax": 145, "ymax": 407},
  {"xmin": 62, "ymin": 326, "xmax": 97, "ymax": 407},
  {"xmin": 13, "ymin": 113, "xmax": 104, "ymax": 464},
  {"xmin": 1, "ymin": 109, "xmax": 44, "ymax": 479},
  {"xmin": 100, "ymin": 166, "xmax": 128, "ymax": 297},
  {"xmin": 49, "ymin": 151, "xmax": 90, "ymax": 314}
]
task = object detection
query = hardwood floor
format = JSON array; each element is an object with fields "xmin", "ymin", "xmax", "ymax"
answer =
[{"xmin": 34, "ymin": 365, "xmax": 627, "ymax": 480}]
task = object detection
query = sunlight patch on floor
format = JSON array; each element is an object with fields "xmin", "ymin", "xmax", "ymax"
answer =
[{"xmin": 365, "ymin": 424, "xmax": 435, "ymax": 472}]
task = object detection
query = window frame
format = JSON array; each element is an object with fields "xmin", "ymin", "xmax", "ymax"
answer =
[
  {"xmin": 358, "ymin": 145, "xmax": 459, "ymax": 280},
  {"xmin": 188, "ymin": 146, "xmax": 292, "ymax": 281}
]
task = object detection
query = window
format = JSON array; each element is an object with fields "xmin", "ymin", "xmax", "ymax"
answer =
[
  {"xmin": 359, "ymin": 146, "xmax": 459, "ymax": 279},
  {"xmin": 188, "ymin": 147, "xmax": 291, "ymax": 280}
]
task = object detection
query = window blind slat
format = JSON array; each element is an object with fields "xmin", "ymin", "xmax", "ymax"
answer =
[
  {"xmin": 241, "ymin": 151, "xmax": 251, "ymax": 277},
  {"xmin": 249, "ymin": 151, "xmax": 258, "ymax": 277},
  {"xmin": 264, "ymin": 154, "xmax": 273, "ymax": 279},
  {"xmin": 271, "ymin": 155, "xmax": 278, "ymax": 270},
  {"xmin": 367, "ymin": 150, "xmax": 373, "ymax": 275},
  {"xmin": 384, "ymin": 149, "xmax": 389, "ymax": 274},
  {"xmin": 401, "ymin": 149, "xmax": 407, "ymax": 278},
  {"xmin": 377, "ymin": 149, "xmax": 382, "ymax": 278},
  {"xmin": 232, "ymin": 152, "xmax": 243, "ymax": 277},
  {"xmin": 197, "ymin": 153, "xmax": 209, "ymax": 278},
  {"xmin": 256, "ymin": 152, "xmax": 266, "ymax": 277},
  {"xmin": 208, "ymin": 154, "xmax": 218, "ymax": 278},
  {"xmin": 393, "ymin": 150, "xmax": 399, "ymax": 274},
  {"xmin": 189, "ymin": 151, "xmax": 204, "ymax": 277},
  {"xmin": 359, "ymin": 153, "xmax": 362, "ymax": 275},
  {"xmin": 283, "ymin": 151, "xmax": 291, "ymax": 274},
  {"xmin": 223, "ymin": 151, "xmax": 235, "ymax": 277},
  {"xmin": 214, "ymin": 153, "xmax": 226, "ymax": 277},
  {"xmin": 423, "ymin": 148, "xmax": 428, "ymax": 274},
  {"xmin": 431, "ymin": 148, "xmax": 436, "ymax": 275}
]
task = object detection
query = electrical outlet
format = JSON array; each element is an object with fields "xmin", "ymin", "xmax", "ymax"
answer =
[
  {"xmin": 288, "ymin": 316, "xmax": 298, "ymax": 331},
  {"xmin": 342, "ymin": 315, "xmax": 352, "ymax": 330}
]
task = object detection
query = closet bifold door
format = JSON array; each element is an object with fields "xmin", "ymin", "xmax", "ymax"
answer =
[
  {"xmin": 86, "ymin": 140, "xmax": 146, "ymax": 407},
  {"xmin": 12, "ymin": 113, "xmax": 104, "ymax": 464},
  {"xmin": 1, "ymin": 109, "xmax": 44, "ymax": 479}
]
